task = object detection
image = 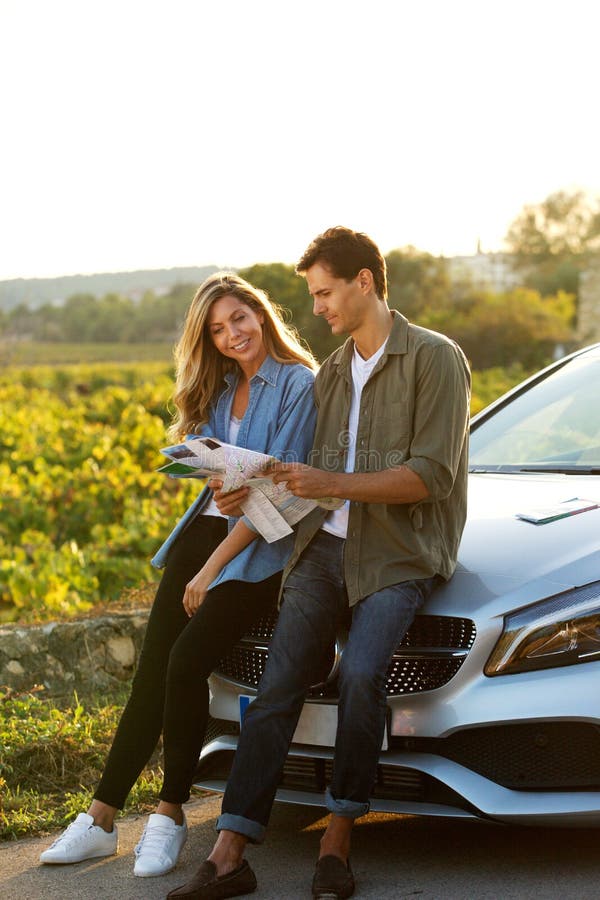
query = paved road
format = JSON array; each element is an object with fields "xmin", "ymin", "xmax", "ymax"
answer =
[{"xmin": 1, "ymin": 794, "xmax": 599, "ymax": 899}]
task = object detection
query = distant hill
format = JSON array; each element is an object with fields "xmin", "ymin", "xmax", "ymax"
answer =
[{"xmin": 0, "ymin": 266, "xmax": 220, "ymax": 311}]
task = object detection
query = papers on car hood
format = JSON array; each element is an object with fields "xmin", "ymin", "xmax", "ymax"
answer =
[{"xmin": 515, "ymin": 497, "xmax": 600, "ymax": 525}]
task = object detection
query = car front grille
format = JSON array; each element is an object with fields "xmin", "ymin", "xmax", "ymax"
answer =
[
  {"xmin": 214, "ymin": 607, "xmax": 476, "ymax": 697},
  {"xmin": 203, "ymin": 715, "xmax": 240, "ymax": 747},
  {"xmin": 279, "ymin": 756, "xmax": 429, "ymax": 800},
  {"xmin": 391, "ymin": 722, "xmax": 600, "ymax": 790}
]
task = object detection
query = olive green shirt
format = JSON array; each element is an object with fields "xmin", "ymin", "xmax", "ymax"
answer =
[{"xmin": 282, "ymin": 310, "xmax": 471, "ymax": 606}]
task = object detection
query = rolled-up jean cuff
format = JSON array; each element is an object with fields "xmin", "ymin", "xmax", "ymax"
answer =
[
  {"xmin": 325, "ymin": 788, "xmax": 370, "ymax": 819},
  {"xmin": 216, "ymin": 813, "xmax": 266, "ymax": 844}
]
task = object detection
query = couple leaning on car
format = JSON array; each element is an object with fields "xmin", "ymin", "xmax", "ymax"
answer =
[{"xmin": 40, "ymin": 227, "xmax": 471, "ymax": 900}]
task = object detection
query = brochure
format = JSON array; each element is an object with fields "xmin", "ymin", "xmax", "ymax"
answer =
[{"xmin": 515, "ymin": 497, "xmax": 600, "ymax": 525}]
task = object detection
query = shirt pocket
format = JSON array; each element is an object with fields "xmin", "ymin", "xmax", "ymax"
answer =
[{"xmin": 374, "ymin": 401, "xmax": 411, "ymax": 465}]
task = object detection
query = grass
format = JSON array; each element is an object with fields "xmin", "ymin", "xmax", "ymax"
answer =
[{"xmin": 0, "ymin": 686, "xmax": 181, "ymax": 841}]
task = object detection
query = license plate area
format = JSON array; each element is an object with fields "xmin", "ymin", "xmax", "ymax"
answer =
[{"xmin": 239, "ymin": 696, "xmax": 387, "ymax": 749}]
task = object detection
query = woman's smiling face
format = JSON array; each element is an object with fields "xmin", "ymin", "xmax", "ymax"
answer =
[{"xmin": 207, "ymin": 294, "xmax": 267, "ymax": 377}]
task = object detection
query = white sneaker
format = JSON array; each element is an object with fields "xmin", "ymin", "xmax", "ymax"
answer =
[
  {"xmin": 40, "ymin": 813, "xmax": 118, "ymax": 864},
  {"xmin": 133, "ymin": 812, "xmax": 188, "ymax": 877}
]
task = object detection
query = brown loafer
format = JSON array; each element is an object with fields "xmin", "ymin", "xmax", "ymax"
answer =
[
  {"xmin": 166, "ymin": 859, "xmax": 257, "ymax": 899},
  {"xmin": 312, "ymin": 855, "xmax": 355, "ymax": 899}
]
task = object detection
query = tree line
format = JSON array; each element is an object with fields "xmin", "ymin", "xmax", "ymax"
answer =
[
  {"xmin": 0, "ymin": 265, "xmax": 217, "ymax": 312},
  {"xmin": 2, "ymin": 190, "xmax": 598, "ymax": 370}
]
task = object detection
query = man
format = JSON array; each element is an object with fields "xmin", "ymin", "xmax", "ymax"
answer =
[{"xmin": 167, "ymin": 227, "xmax": 471, "ymax": 899}]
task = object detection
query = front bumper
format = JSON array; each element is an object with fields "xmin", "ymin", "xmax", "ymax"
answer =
[
  {"xmin": 195, "ymin": 729, "xmax": 600, "ymax": 828},
  {"xmin": 197, "ymin": 654, "xmax": 600, "ymax": 827}
]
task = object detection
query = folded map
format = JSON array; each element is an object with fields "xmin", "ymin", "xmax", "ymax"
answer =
[{"xmin": 158, "ymin": 436, "xmax": 343, "ymax": 543}]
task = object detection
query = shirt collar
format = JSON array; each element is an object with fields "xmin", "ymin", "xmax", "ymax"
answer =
[
  {"xmin": 223, "ymin": 353, "xmax": 280, "ymax": 388},
  {"xmin": 385, "ymin": 309, "xmax": 409, "ymax": 354},
  {"xmin": 332, "ymin": 309, "xmax": 409, "ymax": 375}
]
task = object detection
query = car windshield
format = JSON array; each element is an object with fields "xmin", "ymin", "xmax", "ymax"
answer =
[{"xmin": 469, "ymin": 352, "xmax": 600, "ymax": 473}]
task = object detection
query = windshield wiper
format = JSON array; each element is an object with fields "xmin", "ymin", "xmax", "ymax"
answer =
[
  {"xmin": 518, "ymin": 466, "xmax": 600, "ymax": 475},
  {"xmin": 469, "ymin": 465, "xmax": 600, "ymax": 475}
]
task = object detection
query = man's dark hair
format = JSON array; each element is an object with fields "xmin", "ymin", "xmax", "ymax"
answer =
[{"xmin": 296, "ymin": 226, "xmax": 387, "ymax": 300}]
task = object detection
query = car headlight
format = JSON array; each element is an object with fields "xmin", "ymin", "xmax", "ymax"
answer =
[{"xmin": 485, "ymin": 581, "xmax": 600, "ymax": 676}]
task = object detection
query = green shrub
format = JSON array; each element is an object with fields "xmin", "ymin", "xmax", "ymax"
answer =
[
  {"xmin": 470, "ymin": 364, "xmax": 530, "ymax": 415},
  {"xmin": 0, "ymin": 688, "xmax": 167, "ymax": 840}
]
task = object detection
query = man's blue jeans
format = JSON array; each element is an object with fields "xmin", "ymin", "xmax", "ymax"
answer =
[{"xmin": 217, "ymin": 530, "xmax": 437, "ymax": 843}]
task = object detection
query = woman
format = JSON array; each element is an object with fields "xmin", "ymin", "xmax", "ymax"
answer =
[{"xmin": 40, "ymin": 273, "xmax": 317, "ymax": 876}]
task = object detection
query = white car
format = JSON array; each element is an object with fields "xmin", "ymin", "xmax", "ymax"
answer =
[{"xmin": 196, "ymin": 343, "xmax": 600, "ymax": 827}]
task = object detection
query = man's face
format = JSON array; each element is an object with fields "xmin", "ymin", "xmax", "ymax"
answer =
[{"xmin": 304, "ymin": 262, "xmax": 369, "ymax": 336}]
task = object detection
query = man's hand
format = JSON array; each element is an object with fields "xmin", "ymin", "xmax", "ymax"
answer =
[
  {"xmin": 267, "ymin": 462, "xmax": 430, "ymax": 505},
  {"xmin": 208, "ymin": 478, "xmax": 248, "ymax": 518},
  {"xmin": 266, "ymin": 462, "xmax": 339, "ymax": 500}
]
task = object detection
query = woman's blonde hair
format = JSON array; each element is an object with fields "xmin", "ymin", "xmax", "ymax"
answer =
[{"xmin": 170, "ymin": 272, "xmax": 318, "ymax": 438}]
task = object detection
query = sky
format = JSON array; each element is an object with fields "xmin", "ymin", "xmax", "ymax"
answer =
[{"xmin": 1, "ymin": 0, "xmax": 600, "ymax": 281}]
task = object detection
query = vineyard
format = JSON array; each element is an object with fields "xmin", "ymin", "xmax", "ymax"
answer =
[
  {"xmin": 0, "ymin": 362, "xmax": 198, "ymax": 622},
  {"xmin": 0, "ymin": 358, "xmax": 528, "ymax": 623},
  {"xmin": 0, "ymin": 341, "xmax": 175, "ymax": 366}
]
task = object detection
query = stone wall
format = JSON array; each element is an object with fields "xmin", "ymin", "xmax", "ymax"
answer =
[{"xmin": 0, "ymin": 610, "xmax": 150, "ymax": 695}]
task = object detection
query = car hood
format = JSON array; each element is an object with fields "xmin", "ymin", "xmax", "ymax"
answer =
[{"xmin": 427, "ymin": 472, "xmax": 600, "ymax": 616}]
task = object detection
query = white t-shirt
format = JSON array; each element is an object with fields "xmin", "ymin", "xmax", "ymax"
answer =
[
  {"xmin": 321, "ymin": 339, "xmax": 388, "ymax": 539},
  {"xmin": 201, "ymin": 414, "xmax": 241, "ymax": 518}
]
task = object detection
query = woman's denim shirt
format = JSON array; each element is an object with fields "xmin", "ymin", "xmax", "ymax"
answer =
[{"xmin": 151, "ymin": 355, "xmax": 316, "ymax": 587}]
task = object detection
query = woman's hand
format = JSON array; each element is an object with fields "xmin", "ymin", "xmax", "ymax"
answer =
[
  {"xmin": 183, "ymin": 563, "xmax": 219, "ymax": 617},
  {"xmin": 182, "ymin": 517, "xmax": 259, "ymax": 618},
  {"xmin": 208, "ymin": 478, "xmax": 248, "ymax": 518}
]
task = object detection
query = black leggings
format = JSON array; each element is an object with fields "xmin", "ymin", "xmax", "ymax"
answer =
[{"xmin": 94, "ymin": 515, "xmax": 280, "ymax": 808}]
